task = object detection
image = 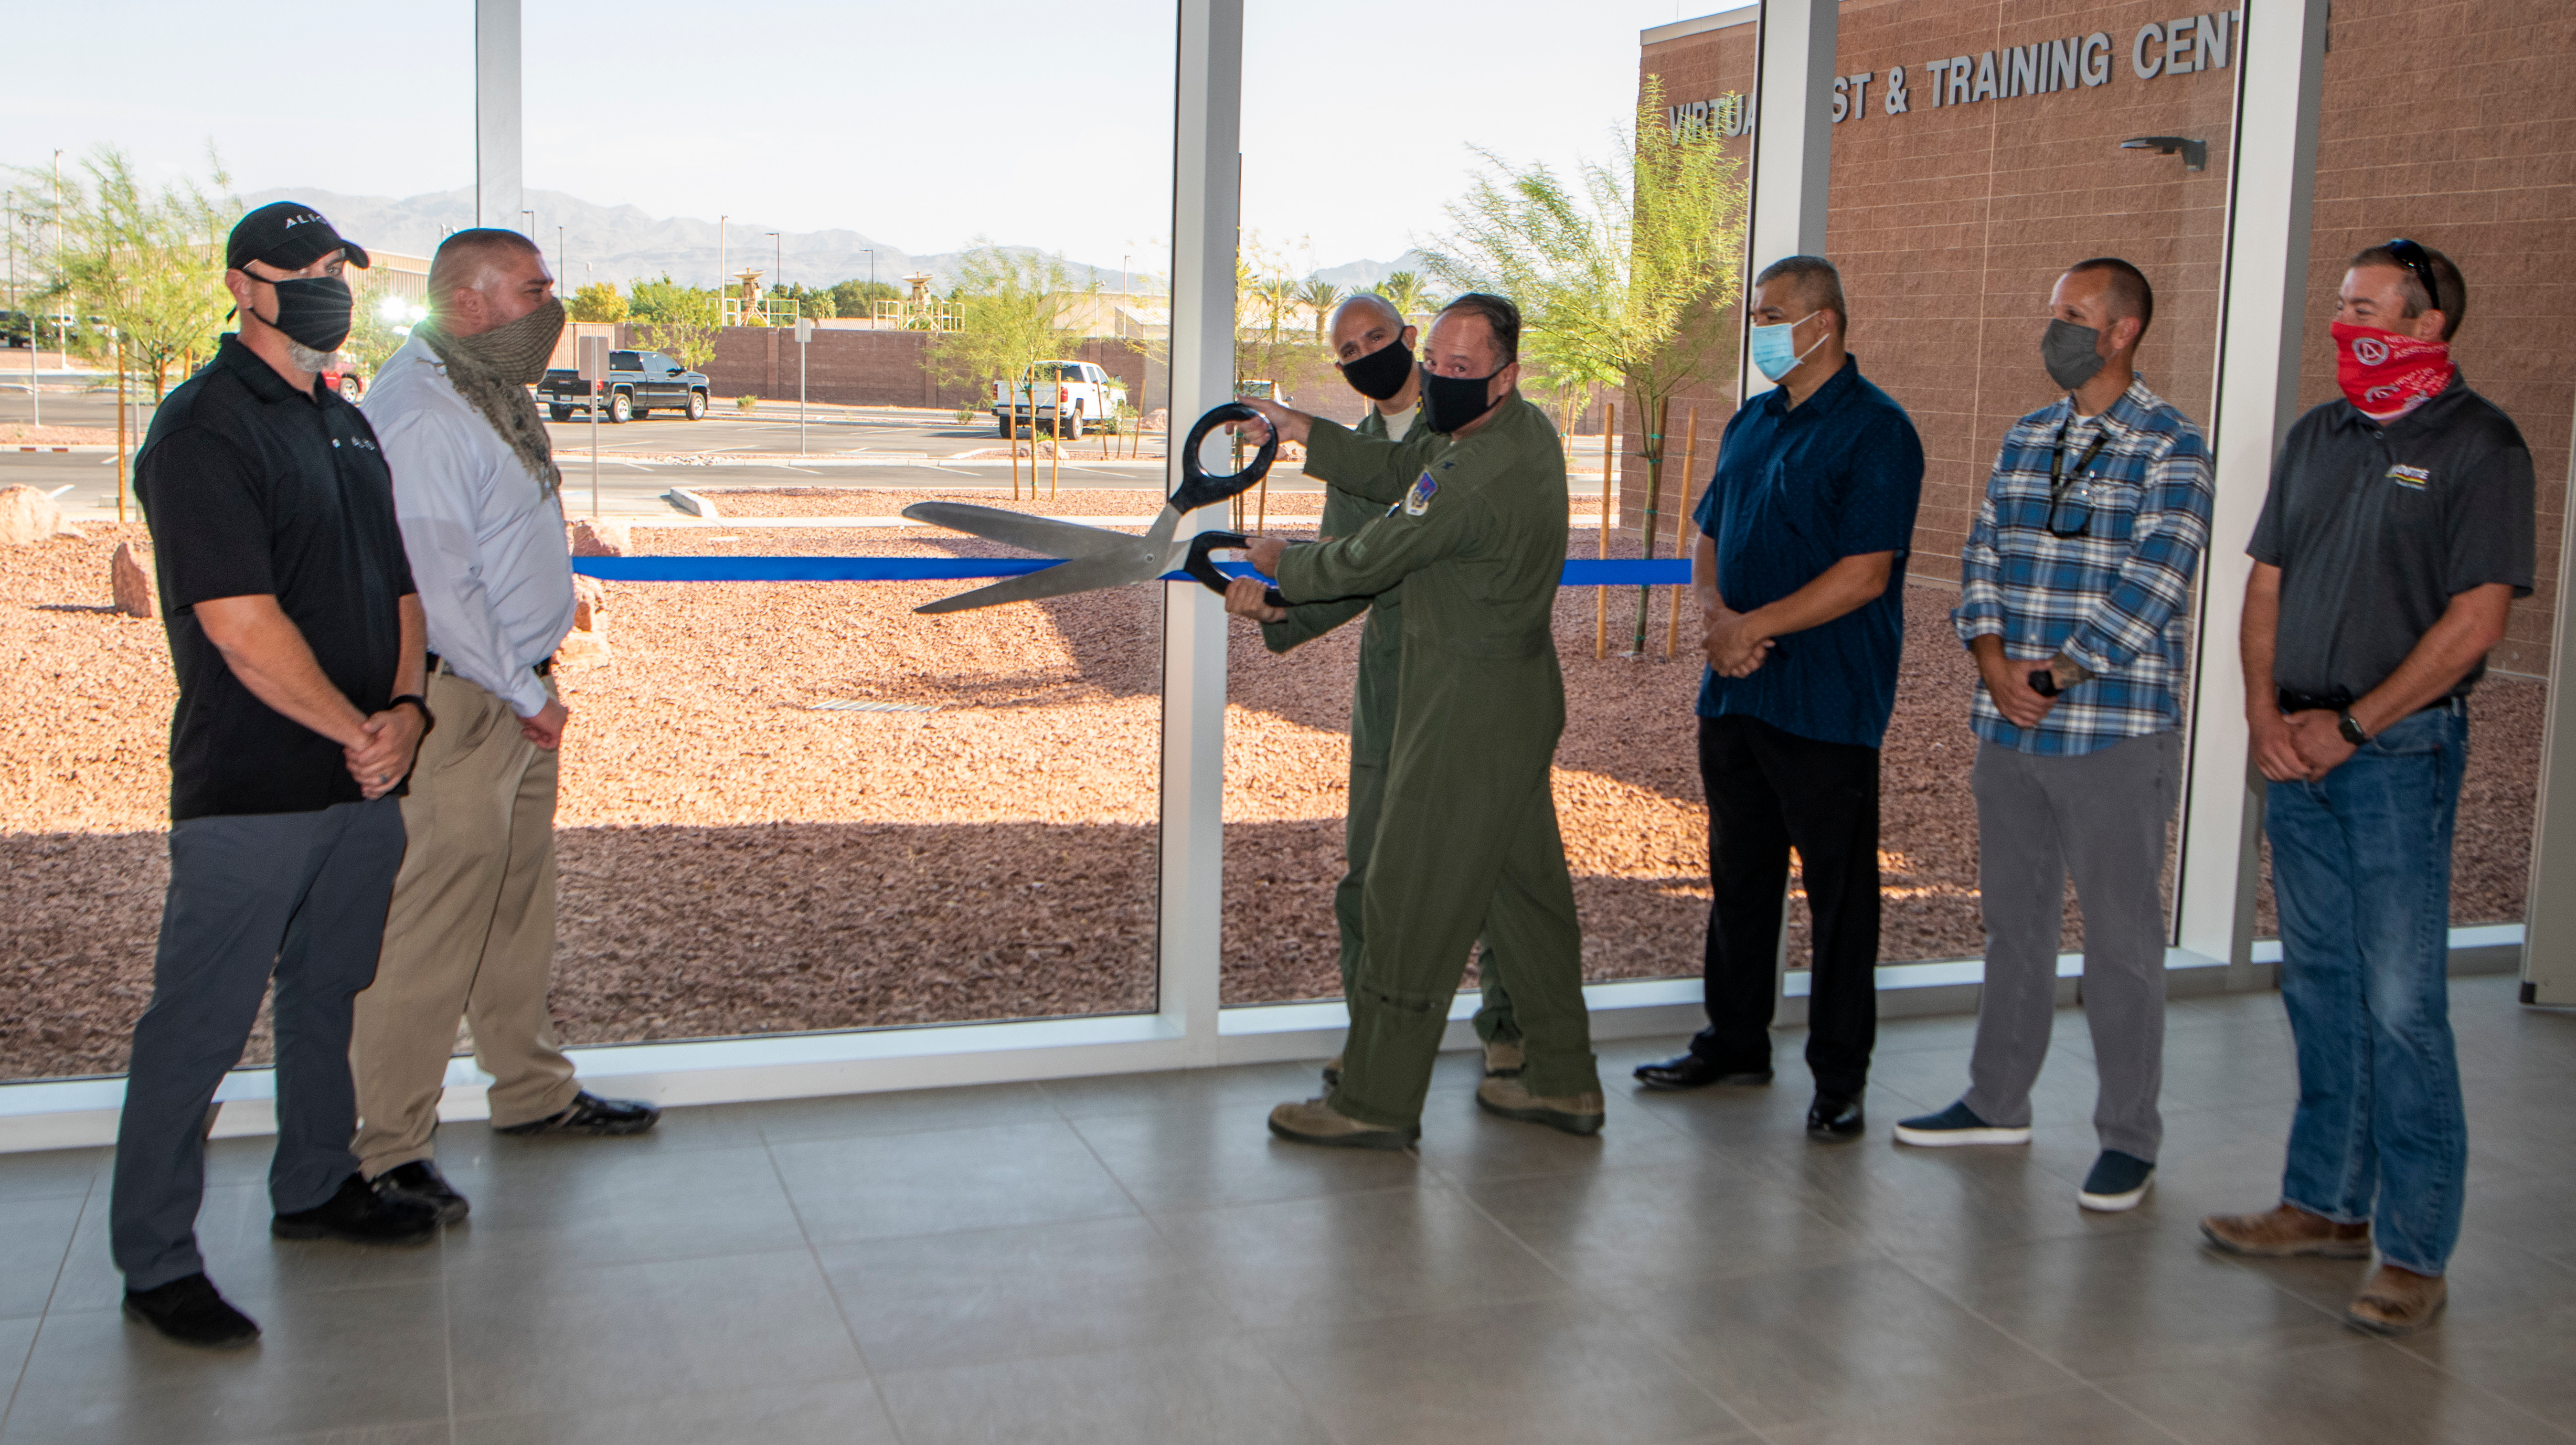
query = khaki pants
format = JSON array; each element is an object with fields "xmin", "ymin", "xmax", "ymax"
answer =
[{"xmin": 353, "ymin": 666, "xmax": 577, "ymax": 1175}]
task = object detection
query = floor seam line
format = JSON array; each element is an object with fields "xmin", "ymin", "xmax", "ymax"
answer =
[{"xmin": 765, "ymin": 1128, "xmax": 911, "ymax": 1445}]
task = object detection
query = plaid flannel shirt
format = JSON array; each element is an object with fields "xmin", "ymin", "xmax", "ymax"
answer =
[{"xmin": 1953, "ymin": 378, "xmax": 2213, "ymax": 755}]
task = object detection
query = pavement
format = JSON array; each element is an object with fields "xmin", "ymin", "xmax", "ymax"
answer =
[{"xmin": 2, "ymin": 387, "xmax": 1262, "ymax": 521}]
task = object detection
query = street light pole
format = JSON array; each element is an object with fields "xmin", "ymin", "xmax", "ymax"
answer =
[
  {"xmin": 557, "ymin": 224, "xmax": 565, "ymax": 287},
  {"xmin": 717, "ymin": 215, "xmax": 727, "ymax": 323},
  {"xmin": 767, "ymin": 232, "xmax": 781, "ymax": 326},
  {"xmin": 51, "ymin": 150, "xmax": 65, "ymax": 393}
]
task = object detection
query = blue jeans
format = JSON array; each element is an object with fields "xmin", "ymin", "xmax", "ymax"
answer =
[{"xmin": 2263, "ymin": 702, "xmax": 2468, "ymax": 1276}]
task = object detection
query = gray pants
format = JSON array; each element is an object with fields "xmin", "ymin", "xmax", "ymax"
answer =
[
  {"xmin": 1964, "ymin": 732, "xmax": 2179, "ymax": 1161},
  {"xmin": 112, "ymin": 797, "xmax": 407, "ymax": 1290}
]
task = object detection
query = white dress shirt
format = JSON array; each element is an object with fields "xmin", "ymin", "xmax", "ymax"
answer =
[{"xmin": 362, "ymin": 331, "xmax": 576, "ymax": 718}]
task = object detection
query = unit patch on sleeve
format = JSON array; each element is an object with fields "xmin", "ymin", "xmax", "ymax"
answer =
[
  {"xmin": 2386, "ymin": 463, "xmax": 2431, "ymax": 491},
  {"xmin": 1404, "ymin": 471, "xmax": 1439, "ymax": 516}
]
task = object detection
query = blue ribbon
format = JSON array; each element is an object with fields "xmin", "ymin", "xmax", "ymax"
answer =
[{"xmin": 573, "ymin": 556, "xmax": 1693, "ymax": 586}]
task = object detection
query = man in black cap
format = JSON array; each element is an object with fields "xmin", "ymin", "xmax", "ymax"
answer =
[{"xmin": 113, "ymin": 201, "xmax": 442, "ymax": 1350}]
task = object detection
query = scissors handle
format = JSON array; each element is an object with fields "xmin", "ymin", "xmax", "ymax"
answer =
[
  {"xmin": 1170, "ymin": 403, "xmax": 1281, "ymax": 513},
  {"xmin": 1184, "ymin": 530, "xmax": 1286, "ymax": 607}
]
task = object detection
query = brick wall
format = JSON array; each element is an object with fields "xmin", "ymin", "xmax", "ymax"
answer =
[{"xmin": 1639, "ymin": 0, "xmax": 2574, "ymax": 672}]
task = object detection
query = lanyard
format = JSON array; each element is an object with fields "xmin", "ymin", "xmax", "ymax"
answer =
[{"xmin": 2051, "ymin": 418, "xmax": 2112, "ymax": 504}]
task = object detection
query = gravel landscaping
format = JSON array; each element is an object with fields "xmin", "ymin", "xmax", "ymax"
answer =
[{"xmin": 0, "ymin": 490, "xmax": 2541, "ymax": 1080}]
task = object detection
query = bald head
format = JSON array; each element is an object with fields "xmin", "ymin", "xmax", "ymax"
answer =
[{"xmin": 429, "ymin": 229, "xmax": 552, "ymax": 334}]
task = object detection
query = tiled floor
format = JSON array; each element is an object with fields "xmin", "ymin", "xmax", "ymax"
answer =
[{"xmin": 1, "ymin": 976, "xmax": 2572, "ymax": 1444}]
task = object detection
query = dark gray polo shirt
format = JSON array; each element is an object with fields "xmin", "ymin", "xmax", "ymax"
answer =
[{"xmin": 2246, "ymin": 372, "xmax": 2533, "ymax": 702}]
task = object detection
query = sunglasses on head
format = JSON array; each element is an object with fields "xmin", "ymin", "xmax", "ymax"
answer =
[{"xmin": 2384, "ymin": 238, "xmax": 2442, "ymax": 314}]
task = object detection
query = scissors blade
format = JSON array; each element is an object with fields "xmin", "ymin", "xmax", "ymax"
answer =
[
  {"xmin": 912, "ymin": 551, "xmax": 1163, "ymax": 614},
  {"xmin": 901, "ymin": 502, "xmax": 1142, "ymax": 560}
]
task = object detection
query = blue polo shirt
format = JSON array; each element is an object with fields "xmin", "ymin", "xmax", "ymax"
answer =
[{"xmin": 1693, "ymin": 355, "xmax": 1925, "ymax": 748}]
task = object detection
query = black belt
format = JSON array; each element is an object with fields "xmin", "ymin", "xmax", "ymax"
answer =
[
  {"xmin": 426, "ymin": 651, "xmax": 553, "ymax": 678},
  {"xmin": 2277, "ymin": 688, "xmax": 2462, "ymax": 718}
]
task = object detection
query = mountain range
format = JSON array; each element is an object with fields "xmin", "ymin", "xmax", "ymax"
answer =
[{"xmin": 241, "ymin": 187, "xmax": 1418, "ymax": 297}]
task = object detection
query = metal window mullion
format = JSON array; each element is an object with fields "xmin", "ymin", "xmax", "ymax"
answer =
[
  {"xmin": 1157, "ymin": 0, "xmax": 1241, "ymax": 1055},
  {"xmin": 474, "ymin": 0, "xmax": 522, "ymax": 231},
  {"xmin": 2173, "ymin": 0, "xmax": 2331, "ymax": 979}
]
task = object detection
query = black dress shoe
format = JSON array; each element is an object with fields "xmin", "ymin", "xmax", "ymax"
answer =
[
  {"xmin": 492, "ymin": 1090, "xmax": 660, "ymax": 1137},
  {"xmin": 272, "ymin": 1173, "xmax": 439, "ymax": 1246},
  {"xmin": 373, "ymin": 1160, "xmax": 470, "ymax": 1225},
  {"xmin": 123, "ymin": 1272, "xmax": 260, "ymax": 1349},
  {"xmin": 1633, "ymin": 1052, "xmax": 1775, "ymax": 1091},
  {"xmin": 1807, "ymin": 1092, "xmax": 1865, "ymax": 1141}
]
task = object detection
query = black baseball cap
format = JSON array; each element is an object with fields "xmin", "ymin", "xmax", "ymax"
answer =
[{"xmin": 225, "ymin": 202, "xmax": 371, "ymax": 274}]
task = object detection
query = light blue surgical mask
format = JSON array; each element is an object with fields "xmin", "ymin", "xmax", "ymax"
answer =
[{"xmin": 1749, "ymin": 311, "xmax": 1824, "ymax": 382}]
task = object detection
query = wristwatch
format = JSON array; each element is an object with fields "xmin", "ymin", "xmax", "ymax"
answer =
[
  {"xmin": 389, "ymin": 693, "xmax": 436, "ymax": 736},
  {"xmin": 2336, "ymin": 711, "xmax": 2369, "ymax": 746}
]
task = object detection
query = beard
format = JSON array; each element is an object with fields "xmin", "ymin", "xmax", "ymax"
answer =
[{"xmin": 286, "ymin": 340, "xmax": 337, "ymax": 374}]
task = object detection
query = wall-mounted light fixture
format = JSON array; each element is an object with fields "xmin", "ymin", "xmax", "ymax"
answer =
[{"xmin": 2121, "ymin": 136, "xmax": 2208, "ymax": 171}]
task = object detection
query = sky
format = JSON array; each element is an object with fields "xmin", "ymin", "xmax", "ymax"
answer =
[{"xmin": 4, "ymin": 0, "xmax": 1711, "ymax": 275}]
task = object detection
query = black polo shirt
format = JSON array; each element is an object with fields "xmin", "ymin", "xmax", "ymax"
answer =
[
  {"xmin": 135, "ymin": 335, "xmax": 416, "ymax": 821},
  {"xmin": 2247, "ymin": 371, "xmax": 2533, "ymax": 702}
]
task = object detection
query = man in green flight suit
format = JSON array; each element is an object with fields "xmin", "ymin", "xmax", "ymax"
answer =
[
  {"xmin": 1241, "ymin": 292, "xmax": 1525, "ymax": 1093},
  {"xmin": 1231, "ymin": 293, "xmax": 1601, "ymax": 1148}
]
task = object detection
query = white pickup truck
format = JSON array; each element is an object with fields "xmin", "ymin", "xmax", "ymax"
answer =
[{"xmin": 992, "ymin": 360, "xmax": 1128, "ymax": 438}]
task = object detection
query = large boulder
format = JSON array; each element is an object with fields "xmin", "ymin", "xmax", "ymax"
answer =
[
  {"xmin": 557, "ymin": 573, "xmax": 612, "ymax": 668},
  {"xmin": 0, "ymin": 485, "xmax": 78, "ymax": 545},
  {"xmin": 111, "ymin": 541, "xmax": 159, "ymax": 620},
  {"xmin": 569, "ymin": 518, "xmax": 630, "ymax": 556}
]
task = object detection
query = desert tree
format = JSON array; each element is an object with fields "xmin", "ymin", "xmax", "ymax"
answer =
[
  {"xmin": 1296, "ymin": 277, "xmax": 1343, "ymax": 343},
  {"xmin": 930, "ymin": 241, "xmax": 1083, "ymax": 439},
  {"xmin": 1421, "ymin": 73, "xmax": 1749, "ymax": 654},
  {"xmin": 568, "ymin": 280, "xmax": 628, "ymax": 322},
  {"xmin": 626, "ymin": 274, "xmax": 721, "ymax": 372},
  {"xmin": 15, "ymin": 146, "xmax": 240, "ymax": 401},
  {"xmin": 1378, "ymin": 269, "xmax": 1431, "ymax": 321}
]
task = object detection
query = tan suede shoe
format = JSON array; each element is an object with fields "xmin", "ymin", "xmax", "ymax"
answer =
[
  {"xmin": 1483, "ymin": 1039, "xmax": 1525, "ymax": 1077},
  {"xmin": 1474, "ymin": 1075, "xmax": 1605, "ymax": 1136},
  {"xmin": 2347, "ymin": 1265, "xmax": 2447, "ymax": 1336},
  {"xmin": 1268, "ymin": 1097, "xmax": 1416, "ymax": 1150},
  {"xmin": 2199, "ymin": 1203, "xmax": 2373, "ymax": 1259}
]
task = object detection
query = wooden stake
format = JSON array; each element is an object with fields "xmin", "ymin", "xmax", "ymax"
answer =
[
  {"xmin": 1595, "ymin": 403, "xmax": 1615, "ymax": 660},
  {"xmin": 1005, "ymin": 389, "xmax": 1020, "ymax": 501},
  {"xmin": 1666, "ymin": 408, "xmax": 1698, "ymax": 659},
  {"xmin": 1050, "ymin": 402, "xmax": 1062, "ymax": 500},
  {"xmin": 114, "ymin": 342, "xmax": 128, "ymax": 523}
]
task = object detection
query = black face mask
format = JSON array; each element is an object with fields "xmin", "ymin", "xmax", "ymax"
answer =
[
  {"xmin": 1339, "ymin": 336, "xmax": 1414, "ymax": 401},
  {"xmin": 2041, "ymin": 317, "xmax": 2106, "ymax": 392},
  {"xmin": 1421, "ymin": 367, "xmax": 1503, "ymax": 434},
  {"xmin": 253, "ymin": 274, "xmax": 356, "ymax": 354}
]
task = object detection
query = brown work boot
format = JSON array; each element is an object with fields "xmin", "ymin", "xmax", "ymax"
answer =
[
  {"xmin": 2347, "ymin": 1265, "xmax": 2447, "ymax": 1336},
  {"xmin": 1474, "ymin": 1075, "xmax": 1605, "ymax": 1136},
  {"xmin": 1268, "ymin": 1097, "xmax": 1416, "ymax": 1150},
  {"xmin": 1482, "ymin": 1039, "xmax": 1525, "ymax": 1077},
  {"xmin": 2199, "ymin": 1203, "xmax": 2372, "ymax": 1259}
]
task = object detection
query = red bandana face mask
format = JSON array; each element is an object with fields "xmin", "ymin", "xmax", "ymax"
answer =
[{"xmin": 2332, "ymin": 321, "xmax": 2452, "ymax": 419}]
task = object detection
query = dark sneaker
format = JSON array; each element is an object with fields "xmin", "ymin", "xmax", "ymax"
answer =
[
  {"xmin": 372, "ymin": 1159, "xmax": 470, "ymax": 1225},
  {"xmin": 271, "ymin": 1173, "xmax": 439, "ymax": 1246},
  {"xmin": 2079, "ymin": 1150, "xmax": 2156, "ymax": 1212},
  {"xmin": 493, "ymin": 1090, "xmax": 660, "ymax": 1137},
  {"xmin": 123, "ymin": 1273, "xmax": 260, "ymax": 1349},
  {"xmin": 1894, "ymin": 1100, "xmax": 2033, "ymax": 1148}
]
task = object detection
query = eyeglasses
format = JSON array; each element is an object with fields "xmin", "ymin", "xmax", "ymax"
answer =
[
  {"xmin": 2384, "ymin": 237, "xmax": 2442, "ymax": 313},
  {"xmin": 2045, "ymin": 421, "xmax": 2111, "ymax": 537}
]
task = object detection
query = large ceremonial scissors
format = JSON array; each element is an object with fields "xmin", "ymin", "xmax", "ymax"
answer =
[{"xmin": 903, "ymin": 403, "xmax": 1287, "ymax": 614}]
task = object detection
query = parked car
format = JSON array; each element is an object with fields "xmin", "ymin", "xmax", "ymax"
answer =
[
  {"xmin": 992, "ymin": 360, "xmax": 1127, "ymax": 438},
  {"xmin": 537, "ymin": 349, "xmax": 710, "ymax": 423},
  {"xmin": 320, "ymin": 358, "xmax": 364, "ymax": 402}
]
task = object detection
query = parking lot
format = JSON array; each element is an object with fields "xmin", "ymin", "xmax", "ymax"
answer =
[{"xmin": 1, "ymin": 383, "xmax": 1290, "ymax": 521}]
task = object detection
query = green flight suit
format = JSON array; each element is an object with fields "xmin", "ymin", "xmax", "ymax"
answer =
[
  {"xmin": 1277, "ymin": 395, "xmax": 1597, "ymax": 1129},
  {"xmin": 1258, "ymin": 403, "xmax": 1519, "ymax": 1047}
]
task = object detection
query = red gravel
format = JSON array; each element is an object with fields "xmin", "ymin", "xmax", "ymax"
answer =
[{"xmin": 0, "ymin": 499, "xmax": 2541, "ymax": 1080}]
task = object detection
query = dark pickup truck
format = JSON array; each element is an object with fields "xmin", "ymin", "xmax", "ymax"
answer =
[{"xmin": 538, "ymin": 349, "xmax": 710, "ymax": 423}]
